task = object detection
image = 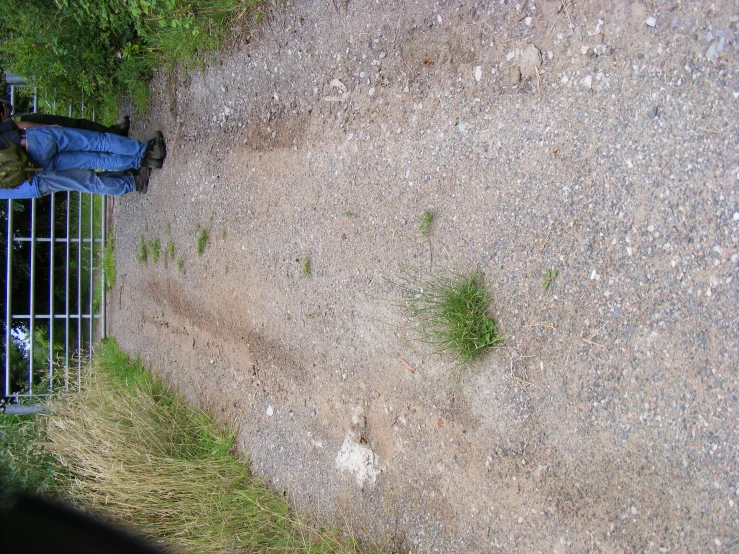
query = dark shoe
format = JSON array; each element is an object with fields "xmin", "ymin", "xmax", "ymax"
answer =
[
  {"xmin": 134, "ymin": 167, "xmax": 150, "ymax": 193},
  {"xmin": 149, "ymin": 131, "xmax": 166, "ymax": 162}
]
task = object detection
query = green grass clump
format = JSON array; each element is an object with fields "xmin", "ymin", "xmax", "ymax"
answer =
[
  {"xmin": 419, "ymin": 210, "xmax": 434, "ymax": 236},
  {"xmin": 197, "ymin": 229, "xmax": 209, "ymax": 256},
  {"xmin": 400, "ymin": 268, "xmax": 503, "ymax": 365},
  {"xmin": 166, "ymin": 240, "xmax": 175, "ymax": 261},
  {"xmin": 149, "ymin": 238, "xmax": 161, "ymax": 263},
  {"xmin": 177, "ymin": 257, "xmax": 184, "ymax": 274},
  {"xmin": 0, "ymin": 414, "xmax": 67, "ymax": 506},
  {"xmin": 102, "ymin": 235, "xmax": 116, "ymax": 290},
  {"xmin": 41, "ymin": 338, "xmax": 361, "ymax": 554},
  {"xmin": 542, "ymin": 268, "xmax": 558, "ymax": 291},
  {"xmin": 301, "ymin": 257, "xmax": 312, "ymax": 278},
  {"xmin": 138, "ymin": 235, "xmax": 148, "ymax": 264}
]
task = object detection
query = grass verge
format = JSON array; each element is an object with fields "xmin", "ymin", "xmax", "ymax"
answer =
[
  {"xmin": 37, "ymin": 338, "xmax": 364, "ymax": 553},
  {"xmin": 396, "ymin": 268, "xmax": 504, "ymax": 365}
]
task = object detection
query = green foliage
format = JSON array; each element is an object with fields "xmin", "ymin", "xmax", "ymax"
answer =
[
  {"xmin": 138, "ymin": 235, "xmax": 148, "ymax": 263},
  {"xmin": 419, "ymin": 210, "xmax": 434, "ymax": 236},
  {"xmin": 301, "ymin": 257, "xmax": 312, "ymax": 278},
  {"xmin": 196, "ymin": 228, "xmax": 208, "ymax": 256},
  {"xmin": 0, "ymin": 0, "xmax": 264, "ymax": 115},
  {"xmin": 0, "ymin": 414, "xmax": 66, "ymax": 506},
  {"xmin": 542, "ymin": 268, "xmax": 558, "ymax": 291},
  {"xmin": 166, "ymin": 240, "xmax": 175, "ymax": 260},
  {"xmin": 177, "ymin": 256, "xmax": 184, "ymax": 273},
  {"xmin": 149, "ymin": 237, "xmax": 161, "ymax": 263},
  {"xmin": 398, "ymin": 268, "xmax": 504, "ymax": 365},
  {"xmin": 102, "ymin": 234, "xmax": 116, "ymax": 290}
]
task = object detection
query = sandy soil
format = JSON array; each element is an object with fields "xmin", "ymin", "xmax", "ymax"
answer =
[{"xmin": 108, "ymin": 1, "xmax": 739, "ymax": 551}]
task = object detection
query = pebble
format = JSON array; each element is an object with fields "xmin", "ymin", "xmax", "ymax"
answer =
[
  {"xmin": 647, "ymin": 106, "xmax": 659, "ymax": 119},
  {"xmin": 266, "ymin": 405, "xmax": 274, "ymax": 416},
  {"xmin": 379, "ymin": 51, "xmax": 387, "ymax": 59},
  {"xmin": 506, "ymin": 51, "xmax": 516, "ymax": 62},
  {"xmin": 645, "ymin": 16, "xmax": 657, "ymax": 28},
  {"xmin": 581, "ymin": 75, "xmax": 593, "ymax": 89},
  {"xmin": 706, "ymin": 38, "xmax": 725, "ymax": 61},
  {"xmin": 474, "ymin": 66, "xmax": 482, "ymax": 82},
  {"xmin": 520, "ymin": 44, "xmax": 542, "ymax": 80}
]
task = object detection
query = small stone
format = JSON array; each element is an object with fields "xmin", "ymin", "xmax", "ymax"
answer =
[
  {"xmin": 506, "ymin": 50, "xmax": 516, "ymax": 62},
  {"xmin": 733, "ymin": 212, "xmax": 739, "ymax": 221},
  {"xmin": 368, "ymin": 87, "xmax": 375, "ymax": 96},
  {"xmin": 474, "ymin": 66, "xmax": 482, "ymax": 82},
  {"xmin": 645, "ymin": 16, "xmax": 656, "ymax": 27},
  {"xmin": 456, "ymin": 121, "xmax": 466, "ymax": 133},
  {"xmin": 359, "ymin": 71, "xmax": 366, "ymax": 79},
  {"xmin": 647, "ymin": 106, "xmax": 659, "ymax": 119},
  {"xmin": 379, "ymin": 51, "xmax": 387, "ymax": 59},
  {"xmin": 403, "ymin": 85, "xmax": 410, "ymax": 93},
  {"xmin": 706, "ymin": 38, "xmax": 726, "ymax": 61},
  {"xmin": 520, "ymin": 44, "xmax": 542, "ymax": 80},
  {"xmin": 524, "ymin": 17, "xmax": 532, "ymax": 26},
  {"xmin": 581, "ymin": 75, "xmax": 592, "ymax": 89},
  {"xmin": 266, "ymin": 405, "xmax": 274, "ymax": 416}
]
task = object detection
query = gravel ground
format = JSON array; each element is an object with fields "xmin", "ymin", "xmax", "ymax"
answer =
[{"xmin": 108, "ymin": 0, "xmax": 739, "ymax": 551}]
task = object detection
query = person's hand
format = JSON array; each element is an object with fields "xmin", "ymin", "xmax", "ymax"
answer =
[{"xmin": 0, "ymin": 104, "xmax": 10, "ymax": 121}]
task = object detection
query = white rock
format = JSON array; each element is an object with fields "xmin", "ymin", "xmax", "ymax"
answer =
[
  {"xmin": 335, "ymin": 434, "xmax": 381, "ymax": 487},
  {"xmin": 733, "ymin": 212, "xmax": 739, "ymax": 221},
  {"xmin": 645, "ymin": 16, "xmax": 656, "ymax": 27},
  {"xmin": 266, "ymin": 405, "xmax": 274, "ymax": 416},
  {"xmin": 474, "ymin": 66, "xmax": 482, "ymax": 82},
  {"xmin": 524, "ymin": 16, "xmax": 532, "ymax": 26},
  {"xmin": 507, "ymin": 51, "xmax": 516, "ymax": 62},
  {"xmin": 581, "ymin": 75, "xmax": 593, "ymax": 89}
]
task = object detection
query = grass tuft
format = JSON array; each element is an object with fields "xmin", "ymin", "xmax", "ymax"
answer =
[
  {"xmin": 397, "ymin": 268, "xmax": 503, "ymax": 365},
  {"xmin": 301, "ymin": 257, "xmax": 312, "ymax": 278},
  {"xmin": 138, "ymin": 235, "xmax": 148, "ymax": 264},
  {"xmin": 542, "ymin": 268, "xmax": 558, "ymax": 291},
  {"xmin": 197, "ymin": 228, "xmax": 209, "ymax": 257},
  {"xmin": 177, "ymin": 257, "xmax": 184, "ymax": 274},
  {"xmin": 419, "ymin": 210, "xmax": 434, "ymax": 236},
  {"xmin": 149, "ymin": 238, "xmax": 161, "ymax": 263}
]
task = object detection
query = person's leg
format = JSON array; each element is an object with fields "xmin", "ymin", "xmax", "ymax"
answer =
[
  {"xmin": 19, "ymin": 113, "xmax": 116, "ymax": 134},
  {"xmin": 33, "ymin": 169, "xmax": 136, "ymax": 196},
  {"xmin": 25, "ymin": 127, "xmax": 147, "ymax": 171},
  {"xmin": 51, "ymin": 151, "xmax": 142, "ymax": 172}
]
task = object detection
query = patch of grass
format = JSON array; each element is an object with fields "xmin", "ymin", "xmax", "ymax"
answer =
[
  {"xmin": 197, "ymin": 228, "xmax": 209, "ymax": 257},
  {"xmin": 138, "ymin": 235, "xmax": 148, "ymax": 264},
  {"xmin": 397, "ymin": 268, "xmax": 504, "ymax": 365},
  {"xmin": 166, "ymin": 240, "xmax": 175, "ymax": 261},
  {"xmin": 41, "ymin": 338, "xmax": 361, "ymax": 554},
  {"xmin": 542, "ymin": 268, "xmax": 558, "ymax": 291},
  {"xmin": 177, "ymin": 257, "xmax": 184, "ymax": 274},
  {"xmin": 221, "ymin": 228, "xmax": 227, "ymax": 240},
  {"xmin": 102, "ymin": 234, "xmax": 116, "ymax": 291},
  {"xmin": 149, "ymin": 238, "xmax": 161, "ymax": 263},
  {"xmin": 419, "ymin": 210, "xmax": 434, "ymax": 236},
  {"xmin": 343, "ymin": 210, "xmax": 357, "ymax": 217},
  {"xmin": 0, "ymin": 414, "xmax": 67, "ymax": 506},
  {"xmin": 301, "ymin": 256, "xmax": 312, "ymax": 278}
]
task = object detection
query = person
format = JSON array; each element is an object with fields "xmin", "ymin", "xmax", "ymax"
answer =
[{"xmin": 0, "ymin": 102, "xmax": 165, "ymax": 198}]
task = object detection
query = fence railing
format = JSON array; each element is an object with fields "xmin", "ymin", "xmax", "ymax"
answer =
[{"xmin": 3, "ymin": 83, "xmax": 107, "ymax": 412}]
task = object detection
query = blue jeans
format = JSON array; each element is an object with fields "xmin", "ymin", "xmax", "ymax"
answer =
[
  {"xmin": 25, "ymin": 126, "xmax": 147, "ymax": 171},
  {"xmin": 33, "ymin": 169, "xmax": 135, "ymax": 196}
]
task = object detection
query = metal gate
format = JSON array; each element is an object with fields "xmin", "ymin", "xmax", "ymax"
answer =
[{"xmin": 2, "ymin": 83, "xmax": 107, "ymax": 412}]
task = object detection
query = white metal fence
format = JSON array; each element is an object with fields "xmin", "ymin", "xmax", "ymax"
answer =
[{"xmin": 2, "ymin": 83, "xmax": 107, "ymax": 412}]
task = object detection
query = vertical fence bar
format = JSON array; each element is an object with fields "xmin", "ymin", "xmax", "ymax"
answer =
[
  {"xmin": 48, "ymin": 193, "xmax": 56, "ymax": 390},
  {"xmin": 88, "ymin": 196, "xmax": 94, "ymax": 345},
  {"xmin": 64, "ymin": 193, "xmax": 71, "ymax": 391},
  {"xmin": 28, "ymin": 200, "xmax": 37, "ymax": 395},
  {"xmin": 5, "ymin": 200, "xmax": 13, "ymax": 397},
  {"xmin": 77, "ymin": 194, "xmax": 82, "ymax": 391}
]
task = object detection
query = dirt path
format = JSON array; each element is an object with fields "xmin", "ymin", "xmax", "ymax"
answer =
[{"xmin": 108, "ymin": 1, "xmax": 738, "ymax": 551}]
